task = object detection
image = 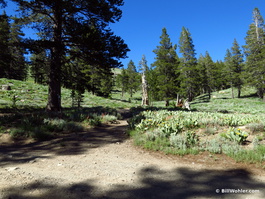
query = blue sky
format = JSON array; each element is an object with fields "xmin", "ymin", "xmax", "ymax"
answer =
[
  {"xmin": 110, "ymin": 0, "xmax": 265, "ymax": 68},
  {"xmin": 2, "ymin": 0, "xmax": 265, "ymax": 68}
]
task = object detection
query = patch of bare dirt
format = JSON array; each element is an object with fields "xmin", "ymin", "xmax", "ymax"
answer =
[{"xmin": 0, "ymin": 118, "xmax": 264, "ymax": 199}]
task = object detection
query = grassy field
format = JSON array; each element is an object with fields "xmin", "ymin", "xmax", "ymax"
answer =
[
  {"xmin": 0, "ymin": 78, "xmax": 141, "ymax": 109},
  {"xmin": 0, "ymin": 78, "xmax": 265, "ymax": 167}
]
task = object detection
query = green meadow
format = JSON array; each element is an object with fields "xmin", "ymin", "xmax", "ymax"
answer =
[{"xmin": 0, "ymin": 78, "xmax": 265, "ymax": 167}]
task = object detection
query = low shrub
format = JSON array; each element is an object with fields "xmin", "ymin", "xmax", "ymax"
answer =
[
  {"xmin": 84, "ymin": 114, "xmax": 102, "ymax": 126},
  {"xmin": 169, "ymin": 134, "xmax": 187, "ymax": 150},
  {"xmin": 9, "ymin": 128, "xmax": 27, "ymax": 138},
  {"xmin": 30, "ymin": 127, "xmax": 53, "ymax": 141},
  {"xmin": 101, "ymin": 114, "xmax": 118, "ymax": 124},
  {"xmin": 202, "ymin": 138, "xmax": 222, "ymax": 154},
  {"xmin": 63, "ymin": 122, "xmax": 84, "ymax": 132},
  {"xmin": 246, "ymin": 123, "xmax": 264, "ymax": 133},
  {"xmin": 127, "ymin": 114, "xmax": 145, "ymax": 129},
  {"xmin": 43, "ymin": 118, "xmax": 67, "ymax": 132},
  {"xmin": 204, "ymin": 127, "xmax": 216, "ymax": 135},
  {"xmin": 222, "ymin": 128, "xmax": 249, "ymax": 144}
]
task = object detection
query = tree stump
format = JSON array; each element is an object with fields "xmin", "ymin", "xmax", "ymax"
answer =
[{"xmin": 2, "ymin": 85, "xmax": 11, "ymax": 91}]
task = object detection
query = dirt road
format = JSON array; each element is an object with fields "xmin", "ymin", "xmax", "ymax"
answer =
[{"xmin": 0, "ymin": 119, "xmax": 264, "ymax": 199}]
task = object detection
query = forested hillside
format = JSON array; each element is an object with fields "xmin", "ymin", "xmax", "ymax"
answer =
[{"xmin": 1, "ymin": 1, "xmax": 265, "ymax": 109}]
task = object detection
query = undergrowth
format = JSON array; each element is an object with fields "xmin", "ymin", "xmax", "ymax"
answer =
[{"xmin": 129, "ymin": 110, "xmax": 265, "ymax": 167}]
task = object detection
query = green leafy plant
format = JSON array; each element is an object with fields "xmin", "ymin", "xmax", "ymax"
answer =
[
  {"xmin": 185, "ymin": 131, "xmax": 199, "ymax": 147},
  {"xmin": 43, "ymin": 118, "xmax": 67, "ymax": 132},
  {"xmin": 223, "ymin": 128, "xmax": 249, "ymax": 144}
]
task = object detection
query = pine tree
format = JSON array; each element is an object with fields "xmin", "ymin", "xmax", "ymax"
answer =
[
  {"xmin": 116, "ymin": 68, "xmax": 129, "ymax": 98},
  {"xmin": 0, "ymin": 11, "xmax": 11, "ymax": 78},
  {"xmin": 215, "ymin": 60, "xmax": 230, "ymax": 90},
  {"xmin": 178, "ymin": 27, "xmax": 198, "ymax": 101},
  {"xmin": 10, "ymin": 0, "xmax": 129, "ymax": 111},
  {"xmin": 197, "ymin": 52, "xmax": 221, "ymax": 99},
  {"xmin": 30, "ymin": 50, "xmax": 49, "ymax": 84},
  {"xmin": 152, "ymin": 28, "xmax": 180, "ymax": 105},
  {"xmin": 230, "ymin": 39, "xmax": 244, "ymax": 98},
  {"xmin": 126, "ymin": 60, "xmax": 140, "ymax": 98},
  {"xmin": 9, "ymin": 18, "xmax": 27, "ymax": 80},
  {"xmin": 244, "ymin": 7, "xmax": 265, "ymax": 100},
  {"xmin": 224, "ymin": 49, "xmax": 235, "ymax": 98}
]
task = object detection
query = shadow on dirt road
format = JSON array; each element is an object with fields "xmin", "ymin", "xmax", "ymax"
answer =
[
  {"xmin": 0, "ymin": 121, "xmax": 128, "ymax": 167},
  {"xmin": 3, "ymin": 166, "xmax": 265, "ymax": 199}
]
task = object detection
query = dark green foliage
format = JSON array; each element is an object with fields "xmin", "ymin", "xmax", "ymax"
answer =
[
  {"xmin": 126, "ymin": 60, "xmax": 141, "ymax": 97},
  {"xmin": 152, "ymin": 28, "xmax": 180, "ymax": 103},
  {"xmin": 10, "ymin": 0, "xmax": 129, "ymax": 111},
  {"xmin": 215, "ymin": 60, "xmax": 230, "ymax": 90},
  {"xmin": 30, "ymin": 50, "xmax": 49, "ymax": 84},
  {"xmin": 0, "ymin": 13, "xmax": 27, "ymax": 80},
  {"xmin": 244, "ymin": 8, "xmax": 265, "ymax": 100},
  {"xmin": 116, "ymin": 68, "xmax": 129, "ymax": 97},
  {"xmin": 0, "ymin": 12, "xmax": 11, "ymax": 78},
  {"xmin": 9, "ymin": 18, "xmax": 27, "ymax": 80},
  {"xmin": 225, "ymin": 39, "xmax": 244, "ymax": 98},
  {"xmin": 197, "ymin": 52, "xmax": 220, "ymax": 99},
  {"xmin": 178, "ymin": 27, "xmax": 198, "ymax": 101},
  {"xmin": 116, "ymin": 60, "xmax": 141, "ymax": 98}
]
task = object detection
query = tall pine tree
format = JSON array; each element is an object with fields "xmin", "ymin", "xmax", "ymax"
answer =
[
  {"xmin": 0, "ymin": 11, "xmax": 11, "ymax": 78},
  {"xmin": 10, "ymin": 0, "xmax": 129, "ymax": 111},
  {"xmin": 178, "ymin": 27, "xmax": 198, "ymax": 101},
  {"xmin": 197, "ymin": 52, "xmax": 217, "ymax": 99},
  {"xmin": 152, "ymin": 27, "xmax": 180, "ymax": 105},
  {"xmin": 230, "ymin": 39, "xmax": 244, "ymax": 98},
  {"xmin": 244, "ymin": 8, "xmax": 265, "ymax": 100},
  {"xmin": 9, "ymin": 18, "xmax": 27, "ymax": 80},
  {"xmin": 224, "ymin": 49, "xmax": 235, "ymax": 98},
  {"xmin": 126, "ymin": 60, "xmax": 140, "ymax": 98}
]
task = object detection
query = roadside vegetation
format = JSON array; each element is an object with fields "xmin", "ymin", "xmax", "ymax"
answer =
[
  {"xmin": 0, "ymin": 78, "xmax": 265, "ymax": 168},
  {"xmin": 128, "ymin": 89, "xmax": 265, "ymax": 168}
]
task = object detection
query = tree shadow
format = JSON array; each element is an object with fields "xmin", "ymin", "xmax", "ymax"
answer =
[
  {"xmin": 109, "ymin": 166, "xmax": 265, "ymax": 199},
  {"xmin": 0, "ymin": 122, "xmax": 128, "ymax": 167},
  {"xmin": 2, "ymin": 166, "xmax": 264, "ymax": 199},
  {"xmin": 190, "ymin": 94, "xmax": 210, "ymax": 105}
]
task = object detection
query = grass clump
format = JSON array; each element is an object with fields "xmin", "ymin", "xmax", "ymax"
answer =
[
  {"xmin": 226, "ymin": 145, "xmax": 265, "ymax": 164},
  {"xmin": 246, "ymin": 123, "xmax": 264, "ymax": 133}
]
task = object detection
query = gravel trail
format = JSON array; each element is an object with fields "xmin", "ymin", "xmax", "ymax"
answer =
[{"xmin": 0, "ymin": 120, "xmax": 264, "ymax": 199}]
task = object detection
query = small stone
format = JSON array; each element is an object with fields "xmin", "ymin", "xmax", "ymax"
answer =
[
  {"xmin": 6, "ymin": 167, "xmax": 19, "ymax": 171},
  {"xmin": 2, "ymin": 85, "xmax": 11, "ymax": 90}
]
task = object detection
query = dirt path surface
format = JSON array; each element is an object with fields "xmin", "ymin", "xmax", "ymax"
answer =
[{"xmin": 0, "ymin": 118, "xmax": 265, "ymax": 199}]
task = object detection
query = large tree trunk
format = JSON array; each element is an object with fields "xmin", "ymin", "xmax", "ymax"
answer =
[
  {"xmin": 47, "ymin": 53, "xmax": 62, "ymax": 112},
  {"xmin": 46, "ymin": 1, "xmax": 63, "ymax": 112}
]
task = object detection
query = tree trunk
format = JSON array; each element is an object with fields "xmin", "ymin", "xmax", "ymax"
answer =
[
  {"xmin": 176, "ymin": 94, "xmax": 179, "ymax": 107},
  {"xmin": 141, "ymin": 73, "xmax": 149, "ymax": 106},
  {"xmin": 165, "ymin": 100, "xmax": 169, "ymax": 107},
  {"xmin": 237, "ymin": 87, "xmax": 241, "ymax": 98},
  {"xmin": 207, "ymin": 87, "xmax": 211, "ymax": 100},
  {"xmin": 231, "ymin": 82, "xmax": 234, "ymax": 99},
  {"xmin": 46, "ymin": 1, "xmax": 63, "ymax": 112}
]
